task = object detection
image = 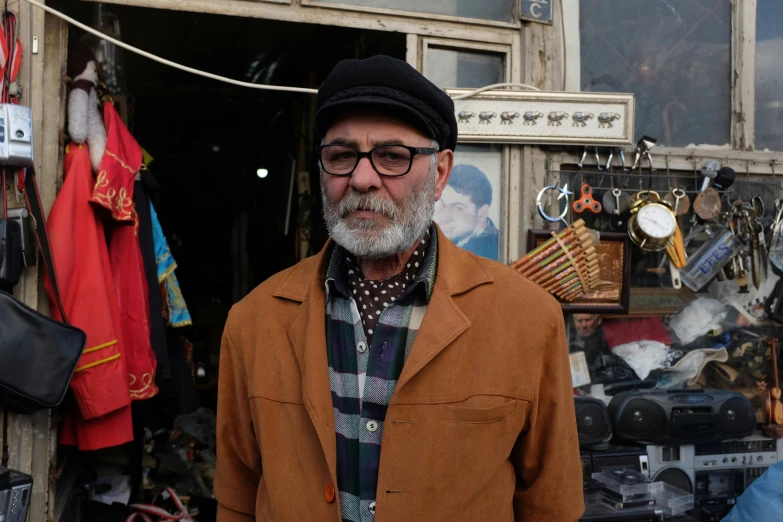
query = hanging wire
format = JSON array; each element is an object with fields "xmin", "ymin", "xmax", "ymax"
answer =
[{"xmin": 20, "ymin": 0, "xmax": 319, "ymax": 94}]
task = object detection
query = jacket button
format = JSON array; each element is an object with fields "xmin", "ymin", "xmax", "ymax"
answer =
[
  {"xmin": 324, "ymin": 484, "xmax": 335, "ymax": 503},
  {"xmin": 366, "ymin": 420, "xmax": 379, "ymax": 432}
]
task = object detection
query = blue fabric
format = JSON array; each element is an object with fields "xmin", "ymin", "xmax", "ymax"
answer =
[
  {"xmin": 150, "ymin": 202, "xmax": 192, "ymax": 327},
  {"xmin": 723, "ymin": 458, "xmax": 783, "ymax": 521}
]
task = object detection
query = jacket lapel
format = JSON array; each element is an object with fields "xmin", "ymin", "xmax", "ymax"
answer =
[
  {"xmin": 394, "ymin": 283, "xmax": 470, "ymax": 393},
  {"xmin": 277, "ymin": 247, "xmax": 339, "ymax": 483},
  {"xmin": 395, "ymin": 226, "xmax": 493, "ymax": 395},
  {"xmin": 275, "ymin": 227, "xmax": 494, "ymax": 478}
]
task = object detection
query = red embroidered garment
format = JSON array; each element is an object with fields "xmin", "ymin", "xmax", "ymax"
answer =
[
  {"xmin": 45, "ymin": 144, "xmax": 133, "ymax": 450},
  {"xmin": 96, "ymin": 103, "xmax": 159, "ymax": 400}
]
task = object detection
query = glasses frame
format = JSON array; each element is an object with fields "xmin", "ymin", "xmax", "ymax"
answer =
[{"xmin": 317, "ymin": 143, "xmax": 440, "ymax": 177}]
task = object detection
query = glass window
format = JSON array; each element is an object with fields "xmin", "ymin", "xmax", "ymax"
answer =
[
  {"xmin": 433, "ymin": 144, "xmax": 504, "ymax": 261},
  {"xmin": 580, "ymin": 0, "xmax": 731, "ymax": 147},
  {"xmin": 755, "ymin": 0, "xmax": 783, "ymax": 151},
  {"xmin": 310, "ymin": 0, "xmax": 514, "ymax": 23},
  {"xmin": 424, "ymin": 47, "xmax": 505, "ymax": 89}
]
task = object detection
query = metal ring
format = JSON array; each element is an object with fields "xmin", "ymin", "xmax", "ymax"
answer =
[{"xmin": 536, "ymin": 184, "xmax": 572, "ymax": 223}]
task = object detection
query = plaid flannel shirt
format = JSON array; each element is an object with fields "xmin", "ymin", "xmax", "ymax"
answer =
[{"xmin": 325, "ymin": 227, "xmax": 437, "ymax": 522}]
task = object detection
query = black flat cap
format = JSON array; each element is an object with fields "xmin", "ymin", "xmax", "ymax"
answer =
[{"xmin": 315, "ymin": 55, "xmax": 458, "ymax": 152}]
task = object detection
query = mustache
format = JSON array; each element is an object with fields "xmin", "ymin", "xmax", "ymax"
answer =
[{"xmin": 336, "ymin": 191, "xmax": 398, "ymax": 219}]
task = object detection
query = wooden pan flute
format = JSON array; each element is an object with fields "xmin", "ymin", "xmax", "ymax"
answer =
[{"xmin": 510, "ymin": 219, "xmax": 600, "ymax": 302}]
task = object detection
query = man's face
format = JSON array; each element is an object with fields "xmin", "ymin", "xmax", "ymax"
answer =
[
  {"xmin": 435, "ymin": 185, "xmax": 488, "ymax": 242},
  {"xmin": 574, "ymin": 314, "xmax": 601, "ymax": 337},
  {"xmin": 320, "ymin": 111, "xmax": 453, "ymax": 258}
]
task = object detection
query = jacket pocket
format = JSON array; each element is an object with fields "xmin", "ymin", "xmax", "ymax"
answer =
[{"xmin": 439, "ymin": 398, "xmax": 519, "ymax": 424}]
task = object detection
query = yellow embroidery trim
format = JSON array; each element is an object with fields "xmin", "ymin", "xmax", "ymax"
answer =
[
  {"xmin": 129, "ymin": 372, "xmax": 159, "ymax": 399},
  {"xmin": 75, "ymin": 353, "xmax": 121, "ymax": 372},
  {"xmin": 83, "ymin": 339, "xmax": 118, "ymax": 355},
  {"xmin": 104, "ymin": 149, "xmax": 138, "ymax": 173},
  {"xmin": 158, "ymin": 263, "xmax": 176, "ymax": 284},
  {"xmin": 171, "ymin": 319, "xmax": 193, "ymax": 328}
]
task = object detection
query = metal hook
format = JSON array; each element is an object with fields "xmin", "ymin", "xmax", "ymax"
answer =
[
  {"xmin": 578, "ymin": 147, "xmax": 589, "ymax": 169},
  {"xmin": 605, "ymin": 147, "xmax": 628, "ymax": 172},
  {"xmin": 595, "ymin": 147, "xmax": 604, "ymax": 172}
]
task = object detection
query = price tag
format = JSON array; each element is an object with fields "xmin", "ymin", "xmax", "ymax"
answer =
[{"xmin": 569, "ymin": 351, "xmax": 591, "ymax": 388}]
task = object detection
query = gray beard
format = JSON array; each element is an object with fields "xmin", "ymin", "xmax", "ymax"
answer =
[{"xmin": 321, "ymin": 172, "xmax": 436, "ymax": 259}]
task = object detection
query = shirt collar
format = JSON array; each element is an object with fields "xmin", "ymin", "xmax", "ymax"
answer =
[{"xmin": 325, "ymin": 223, "xmax": 438, "ymax": 303}]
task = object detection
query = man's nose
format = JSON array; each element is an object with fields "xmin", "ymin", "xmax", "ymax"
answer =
[{"xmin": 349, "ymin": 156, "xmax": 383, "ymax": 192}]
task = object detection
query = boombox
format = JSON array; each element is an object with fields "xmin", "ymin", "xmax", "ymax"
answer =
[
  {"xmin": 646, "ymin": 433, "xmax": 782, "ymax": 520},
  {"xmin": 575, "ymin": 397, "xmax": 612, "ymax": 448},
  {"xmin": 608, "ymin": 389, "xmax": 756, "ymax": 445}
]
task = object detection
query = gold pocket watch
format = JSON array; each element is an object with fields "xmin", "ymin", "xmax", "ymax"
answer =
[{"xmin": 627, "ymin": 190, "xmax": 677, "ymax": 251}]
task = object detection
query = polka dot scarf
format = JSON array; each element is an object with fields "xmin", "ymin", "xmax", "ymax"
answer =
[{"xmin": 346, "ymin": 228, "xmax": 431, "ymax": 345}]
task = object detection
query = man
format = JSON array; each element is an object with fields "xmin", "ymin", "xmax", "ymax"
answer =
[
  {"xmin": 569, "ymin": 314, "xmax": 637, "ymax": 384},
  {"xmin": 573, "ymin": 313, "xmax": 602, "ymax": 340},
  {"xmin": 435, "ymin": 164, "xmax": 499, "ymax": 260},
  {"xmin": 215, "ymin": 55, "xmax": 583, "ymax": 522}
]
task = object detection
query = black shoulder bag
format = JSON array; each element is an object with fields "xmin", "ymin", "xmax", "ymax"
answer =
[{"xmin": 0, "ymin": 167, "xmax": 86, "ymax": 414}]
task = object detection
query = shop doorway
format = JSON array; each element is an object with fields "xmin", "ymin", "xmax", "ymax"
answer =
[
  {"xmin": 105, "ymin": 5, "xmax": 405, "ymax": 407},
  {"xmin": 58, "ymin": 3, "xmax": 405, "ymax": 516}
]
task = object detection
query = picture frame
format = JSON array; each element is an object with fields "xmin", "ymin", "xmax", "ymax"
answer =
[
  {"xmin": 526, "ymin": 230, "xmax": 631, "ymax": 314},
  {"xmin": 446, "ymin": 88, "xmax": 635, "ymax": 146},
  {"xmin": 434, "ymin": 144, "xmax": 505, "ymax": 261}
]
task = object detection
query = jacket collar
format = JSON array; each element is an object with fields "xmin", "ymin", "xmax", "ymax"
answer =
[
  {"xmin": 272, "ymin": 223, "xmax": 493, "ymax": 303},
  {"xmin": 273, "ymin": 223, "xmax": 493, "ymax": 485}
]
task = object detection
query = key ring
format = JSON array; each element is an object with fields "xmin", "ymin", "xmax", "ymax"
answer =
[{"xmin": 537, "ymin": 184, "xmax": 573, "ymax": 226}]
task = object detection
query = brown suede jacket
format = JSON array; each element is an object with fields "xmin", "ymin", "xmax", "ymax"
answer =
[{"xmin": 215, "ymin": 225, "xmax": 584, "ymax": 522}]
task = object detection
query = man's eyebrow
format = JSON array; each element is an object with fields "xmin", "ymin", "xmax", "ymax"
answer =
[
  {"xmin": 324, "ymin": 138, "xmax": 408, "ymax": 148},
  {"xmin": 325, "ymin": 137, "xmax": 354, "ymax": 146},
  {"xmin": 371, "ymin": 139, "xmax": 405, "ymax": 147}
]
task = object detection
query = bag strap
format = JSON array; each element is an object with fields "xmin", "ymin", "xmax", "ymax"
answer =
[
  {"xmin": 1, "ymin": 166, "xmax": 6, "ymax": 219},
  {"xmin": 20, "ymin": 166, "xmax": 69, "ymax": 323}
]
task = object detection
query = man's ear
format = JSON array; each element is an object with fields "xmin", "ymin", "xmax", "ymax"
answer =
[
  {"xmin": 434, "ymin": 150, "xmax": 454, "ymax": 201},
  {"xmin": 477, "ymin": 204, "xmax": 489, "ymax": 219}
]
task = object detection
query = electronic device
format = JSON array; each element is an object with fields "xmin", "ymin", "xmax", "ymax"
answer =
[
  {"xmin": 582, "ymin": 445, "xmax": 651, "ymax": 477},
  {"xmin": 0, "ymin": 217, "xmax": 22, "ymax": 289},
  {"xmin": 0, "ymin": 466, "xmax": 32, "ymax": 522},
  {"xmin": 6, "ymin": 208, "xmax": 35, "ymax": 268},
  {"xmin": 608, "ymin": 389, "xmax": 756, "ymax": 445},
  {"xmin": 0, "ymin": 104, "xmax": 33, "ymax": 167},
  {"xmin": 575, "ymin": 397, "xmax": 612, "ymax": 448},
  {"xmin": 646, "ymin": 432, "xmax": 782, "ymax": 520}
]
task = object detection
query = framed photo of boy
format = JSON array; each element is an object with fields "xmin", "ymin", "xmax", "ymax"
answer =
[
  {"xmin": 526, "ymin": 230, "xmax": 631, "ymax": 314},
  {"xmin": 434, "ymin": 144, "xmax": 504, "ymax": 261}
]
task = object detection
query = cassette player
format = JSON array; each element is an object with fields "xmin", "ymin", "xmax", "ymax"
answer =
[
  {"xmin": 0, "ymin": 104, "xmax": 33, "ymax": 167},
  {"xmin": 0, "ymin": 466, "xmax": 32, "ymax": 522}
]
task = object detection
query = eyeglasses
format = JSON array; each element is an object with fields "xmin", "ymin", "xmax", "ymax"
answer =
[{"xmin": 317, "ymin": 144, "xmax": 439, "ymax": 177}]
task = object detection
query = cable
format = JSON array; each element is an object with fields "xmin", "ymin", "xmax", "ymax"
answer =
[
  {"xmin": 20, "ymin": 0, "xmax": 319, "ymax": 95},
  {"xmin": 1, "ymin": 406, "xmax": 8, "ymax": 468},
  {"xmin": 558, "ymin": 0, "xmax": 566, "ymax": 90},
  {"xmin": 451, "ymin": 82, "xmax": 541, "ymax": 100}
]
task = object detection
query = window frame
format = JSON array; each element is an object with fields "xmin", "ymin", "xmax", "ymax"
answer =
[
  {"xmin": 413, "ymin": 35, "xmax": 520, "ymax": 263},
  {"xmin": 299, "ymin": 0, "xmax": 521, "ymax": 29},
  {"xmin": 83, "ymin": 0, "xmax": 521, "ymax": 46},
  {"xmin": 564, "ymin": 0, "xmax": 781, "ymax": 156},
  {"xmin": 419, "ymin": 37, "xmax": 514, "ymax": 88}
]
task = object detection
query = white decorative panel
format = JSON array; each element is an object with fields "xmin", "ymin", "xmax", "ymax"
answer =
[{"xmin": 447, "ymin": 88, "xmax": 635, "ymax": 145}]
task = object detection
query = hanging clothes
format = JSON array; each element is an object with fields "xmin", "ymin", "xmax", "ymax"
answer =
[
  {"xmin": 134, "ymin": 170, "xmax": 171, "ymax": 386},
  {"xmin": 150, "ymin": 203, "xmax": 192, "ymax": 327},
  {"xmin": 92, "ymin": 103, "xmax": 159, "ymax": 400},
  {"xmin": 45, "ymin": 143, "xmax": 134, "ymax": 451}
]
